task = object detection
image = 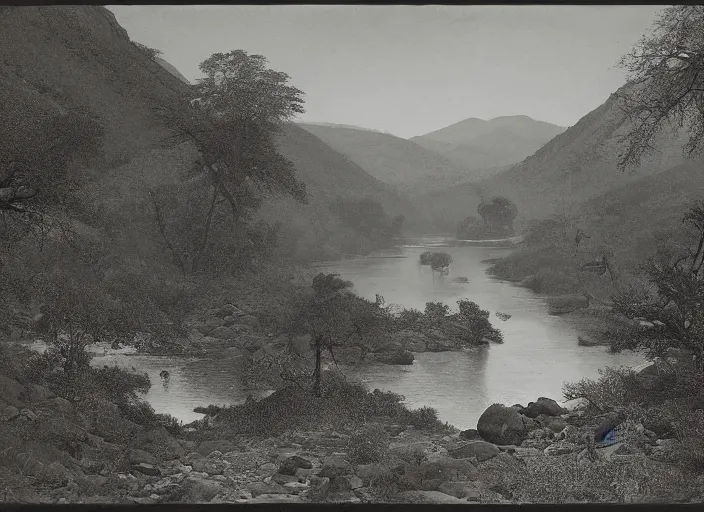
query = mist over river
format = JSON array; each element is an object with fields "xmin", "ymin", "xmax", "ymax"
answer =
[{"xmin": 23, "ymin": 237, "xmax": 643, "ymax": 429}]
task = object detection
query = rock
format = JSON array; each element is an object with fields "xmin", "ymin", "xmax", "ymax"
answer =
[
  {"xmin": 308, "ymin": 476, "xmax": 331, "ymax": 500},
  {"xmin": 191, "ymin": 459, "xmax": 225, "ymax": 476},
  {"xmin": 513, "ymin": 447, "xmax": 543, "ymax": 458},
  {"xmin": 132, "ymin": 463, "xmax": 160, "ymax": 477},
  {"xmin": 438, "ymin": 481, "xmax": 482, "ymax": 499},
  {"xmin": 396, "ymin": 490, "xmax": 468, "ymax": 504},
  {"xmin": 216, "ymin": 304, "xmax": 244, "ymax": 318},
  {"xmin": 593, "ymin": 413, "xmax": 623, "ymax": 441},
  {"xmin": 18, "ymin": 408, "xmax": 38, "ymax": 421},
  {"xmin": 0, "ymin": 375, "xmax": 26, "ymax": 407},
  {"xmin": 248, "ymin": 481, "xmax": 289, "ymax": 498},
  {"xmin": 418, "ymin": 458, "xmax": 479, "ymax": 482},
  {"xmin": 23, "ymin": 383, "xmax": 55, "ymax": 403},
  {"xmin": 128, "ymin": 449, "xmax": 157, "ymax": 465},
  {"xmin": 317, "ymin": 456, "xmax": 352, "ymax": 479},
  {"xmin": 558, "ymin": 425, "xmax": 579, "ymax": 441},
  {"xmin": 354, "ymin": 463, "xmax": 389, "ymax": 485},
  {"xmin": 335, "ymin": 474, "xmax": 363, "ymax": 491},
  {"xmin": 248, "ymin": 494, "xmax": 303, "ymax": 503},
  {"xmin": 0, "ymin": 404, "xmax": 20, "ymax": 421},
  {"xmin": 459, "ymin": 428, "xmax": 483, "ymax": 441},
  {"xmin": 256, "ymin": 462, "xmax": 278, "ymax": 477},
  {"xmin": 546, "ymin": 417, "xmax": 567, "ymax": 433},
  {"xmin": 544, "ymin": 441, "xmax": 580, "ymax": 456},
  {"xmin": 222, "ymin": 315, "xmax": 237, "ymax": 326},
  {"xmin": 279, "ymin": 455, "xmax": 313, "ymax": 475},
  {"xmin": 181, "ymin": 476, "xmax": 224, "ymax": 502},
  {"xmin": 375, "ymin": 350, "xmax": 414, "ymax": 365},
  {"xmin": 561, "ymin": 398, "xmax": 589, "ymax": 412},
  {"xmin": 523, "ymin": 397, "xmax": 566, "ymax": 418},
  {"xmin": 196, "ymin": 439, "xmax": 238, "ymax": 456},
  {"xmin": 448, "ymin": 441, "xmax": 500, "ymax": 462},
  {"xmin": 477, "ymin": 404, "xmax": 527, "ymax": 445},
  {"xmin": 272, "ymin": 473, "xmax": 303, "ymax": 485},
  {"xmin": 42, "ymin": 461, "xmax": 72, "ymax": 485}
]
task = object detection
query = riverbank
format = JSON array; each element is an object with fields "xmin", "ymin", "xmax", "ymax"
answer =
[{"xmin": 3, "ymin": 339, "xmax": 700, "ymax": 505}]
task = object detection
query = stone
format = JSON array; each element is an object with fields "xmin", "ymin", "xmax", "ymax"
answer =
[
  {"xmin": 593, "ymin": 413, "xmax": 623, "ymax": 441},
  {"xmin": 18, "ymin": 408, "xmax": 38, "ymax": 421},
  {"xmin": 477, "ymin": 404, "xmax": 527, "ymax": 445},
  {"xmin": 448, "ymin": 441, "xmax": 500, "ymax": 462},
  {"xmin": 222, "ymin": 315, "xmax": 237, "ymax": 326},
  {"xmin": 209, "ymin": 326, "xmax": 237, "ymax": 340},
  {"xmin": 216, "ymin": 304, "xmax": 244, "ymax": 318},
  {"xmin": 561, "ymin": 398, "xmax": 589, "ymax": 412},
  {"xmin": 272, "ymin": 473, "xmax": 303, "ymax": 485},
  {"xmin": 438, "ymin": 481, "xmax": 482, "ymax": 499},
  {"xmin": 132, "ymin": 463, "xmax": 161, "ymax": 477},
  {"xmin": 523, "ymin": 397, "xmax": 567, "ymax": 418},
  {"xmin": 544, "ymin": 441, "xmax": 580, "ymax": 456},
  {"xmin": 247, "ymin": 481, "xmax": 288, "ymax": 497},
  {"xmin": 248, "ymin": 494, "xmax": 303, "ymax": 503},
  {"xmin": 308, "ymin": 476, "xmax": 331, "ymax": 500},
  {"xmin": 181, "ymin": 476, "xmax": 224, "ymax": 502},
  {"xmin": 459, "ymin": 428, "xmax": 483, "ymax": 441},
  {"xmin": 24, "ymin": 383, "xmax": 55, "ymax": 403},
  {"xmin": 0, "ymin": 375, "xmax": 26, "ymax": 407},
  {"xmin": 191, "ymin": 459, "xmax": 225, "ymax": 476},
  {"xmin": 354, "ymin": 463, "xmax": 389, "ymax": 485},
  {"xmin": 279, "ymin": 455, "xmax": 313, "ymax": 475},
  {"xmin": 239, "ymin": 314, "xmax": 261, "ymax": 331},
  {"xmin": 417, "ymin": 458, "xmax": 479, "ymax": 482},
  {"xmin": 317, "ymin": 456, "xmax": 352, "ymax": 478},
  {"xmin": 335, "ymin": 474, "xmax": 363, "ymax": 491},
  {"xmin": 546, "ymin": 417, "xmax": 568, "ymax": 433},
  {"xmin": 0, "ymin": 404, "xmax": 20, "ymax": 422},
  {"xmin": 196, "ymin": 439, "xmax": 238, "ymax": 456},
  {"xmin": 283, "ymin": 481, "xmax": 309, "ymax": 491},
  {"xmin": 257, "ymin": 462, "xmax": 278, "ymax": 477},
  {"xmin": 43, "ymin": 461, "xmax": 72, "ymax": 485},
  {"xmin": 396, "ymin": 490, "xmax": 468, "ymax": 504},
  {"xmin": 128, "ymin": 449, "xmax": 157, "ymax": 465}
]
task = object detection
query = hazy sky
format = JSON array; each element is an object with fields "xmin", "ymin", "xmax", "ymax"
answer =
[{"xmin": 108, "ymin": 5, "xmax": 665, "ymax": 139}]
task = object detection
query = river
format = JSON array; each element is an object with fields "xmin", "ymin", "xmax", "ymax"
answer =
[{"xmin": 19, "ymin": 237, "xmax": 644, "ymax": 429}]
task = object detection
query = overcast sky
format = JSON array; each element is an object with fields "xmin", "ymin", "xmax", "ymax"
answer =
[{"xmin": 108, "ymin": 5, "xmax": 665, "ymax": 139}]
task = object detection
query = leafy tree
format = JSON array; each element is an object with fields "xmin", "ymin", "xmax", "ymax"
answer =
[
  {"xmin": 617, "ymin": 6, "xmax": 704, "ymax": 169},
  {"xmin": 610, "ymin": 201, "xmax": 704, "ymax": 370},
  {"xmin": 152, "ymin": 50, "xmax": 307, "ymax": 274},
  {"xmin": 477, "ymin": 196, "xmax": 518, "ymax": 236},
  {"xmin": 456, "ymin": 215, "xmax": 483, "ymax": 239}
]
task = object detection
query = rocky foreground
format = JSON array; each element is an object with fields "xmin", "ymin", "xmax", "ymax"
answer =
[{"xmin": 2, "ymin": 359, "xmax": 702, "ymax": 505}]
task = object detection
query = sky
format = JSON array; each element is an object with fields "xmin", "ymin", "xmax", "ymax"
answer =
[{"xmin": 108, "ymin": 5, "xmax": 665, "ymax": 139}]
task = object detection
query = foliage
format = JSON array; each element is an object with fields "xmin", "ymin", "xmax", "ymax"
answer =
[
  {"xmin": 152, "ymin": 49, "xmax": 307, "ymax": 275},
  {"xmin": 477, "ymin": 196, "xmax": 518, "ymax": 236},
  {"xmin": 133, "ymin": 42, "xmax": 163, "ymax": 61},
  {"xmin": 419, "ymin": 252, "xmax": 452, "ymax": 271},
  {"xmin": 455, "ymin": 299, "xmax": 504, "ymax": 343},
  {"xmin": 348, "ymin": 424, "xmax": 390, "ymax": 464},
  {"xmin": 456, "ymin": 215, "xmax": 484, "ymax": 239},
  {"xmin": 610, "ymin": 201, "xmax": 704, "ymax": 368},
  {"xmin": 617, "ymin": 6, "xmax": 704, "ymax": 169}
]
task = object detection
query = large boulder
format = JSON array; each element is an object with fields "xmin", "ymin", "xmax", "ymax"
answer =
[
  {"xmin": 522, "ymin": 397, "xmax": 566, "ymax": 418},
  {"xmin": 0, "ymin": 375, "xmax": 26, "ymax": 407},
  {"xmin": 477, "ymin": 404, "xmax": 527, "ymax": 446},
  {"xmin": 208, "ymin": 326, "xmax": 238, "ymax": 340},
  {"xmin": 180, "ymin": 475, "xmax": 225, "ymax": 502},
  {"xmin": 448, "ymin": 441, "xmax": 500, "ymax": 462},
  {"xmin": 459, "ymin": 429, "xmax": 483, "ymax": 441},
  {"xmin": 216, "ymin": 304, "xmax": 245, "ymax": 318},
  {"xmin": 238, "ymin": 315, "xmax": 261, "ymax": 332}
]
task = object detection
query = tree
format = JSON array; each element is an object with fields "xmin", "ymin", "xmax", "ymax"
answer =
[
  {"xmin": 152, "ymin": 50, "xmax": 307, "ymax": 274},
  {"xmin": 477, "ymin": 196, "xmax": 518, "ymax": 236},
  {"xmin": 617, "ymin": 6, "xmax": 704, "ymax": 170},
  {"xmin": 289, "ymin": 273, "xmax": 393, "ymax": 396},
  {"xmin": 610, "ymin": 201, "xmax": 704, "ymax": 371}
]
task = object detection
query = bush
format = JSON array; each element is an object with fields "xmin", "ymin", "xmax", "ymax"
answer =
[{"xmin": 348, "ymin": 424, "xmax": 390, "ymax": 464}]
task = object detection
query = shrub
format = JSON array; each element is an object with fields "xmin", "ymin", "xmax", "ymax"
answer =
[{"xmin": 348, "ymin": 424, "xmax": 390, "ymax": 464}]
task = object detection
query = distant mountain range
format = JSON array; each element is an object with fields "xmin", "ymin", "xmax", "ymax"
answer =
[
  {"xmin": 297, "ymin": 122, "xmax": 473, "ymax": 196},
  {"xmin": 410, "ymin": 115, "xmax": 567, "ymax": 181}
]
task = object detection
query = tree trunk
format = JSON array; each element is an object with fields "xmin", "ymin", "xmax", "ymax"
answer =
[{"xmin": 313, "ymin": 335, "xmax": 322, "ymax": 397}]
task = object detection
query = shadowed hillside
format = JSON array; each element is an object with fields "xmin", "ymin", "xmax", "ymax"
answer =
[
  {"xmin": 411, "ymin": 115, "xmax": 566, "ymax": 180},
  {"xmin": 298, "ymin": 122, "xmax": 473, "ymax": 196}
]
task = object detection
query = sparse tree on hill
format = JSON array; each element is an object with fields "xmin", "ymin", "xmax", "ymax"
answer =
[
  {"xmin": 617, "ymin": 5, "xmax": 704, "ymax": 170},
  {"xmin": 610, "ymin": 201, "xmax": 704, "ymax": 371}
]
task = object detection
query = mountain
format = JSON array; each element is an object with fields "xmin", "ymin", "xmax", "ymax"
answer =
[
  {"xmin": 155, "ymin": 56, "xmax": 190, "ymax": 84},
  {"xmin": 0, "ymin": 6, "xmax": 412, "ymax": 267},
  {"xmin": 411, "ymin": 115, "xmax": 567, "ymax": 180},
  {"xmin": 297, "ymin": 122, "xmax": 473, "ymax": 196},
  {"xmin": 415, "ymin": 89, "xmax": 690, "ymax": 230}
]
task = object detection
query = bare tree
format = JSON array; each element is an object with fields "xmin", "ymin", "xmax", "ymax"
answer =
[{"xmin": 617, "ymin": 6, "xmax": 704, "ymax": 170}]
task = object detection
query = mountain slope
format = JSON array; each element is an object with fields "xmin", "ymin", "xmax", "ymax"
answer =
[
  {"xmin": 297, "ymin": 122, "xmax": 473, "ymax": 195},
  {"xmin": 415, "ymin": 89, "xmax": 691, "ymax": 230},
  {"xmin": 156, "ymin": 56, "xmax": 190, "ymax": 84},
  {"xmin": 411, "ymin": 115, "xmax": 567, "ymax": 178}
]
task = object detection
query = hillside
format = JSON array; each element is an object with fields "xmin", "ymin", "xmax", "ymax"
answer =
[
  {"xmin": 156, "ymin": 56, "xmax": 190, "ymax": 84},
  {"xmin": 297, "ymin": 123, "xmax": 473, "ymax": 196},
  {"xmin": 411, "ymin": 115, "xmax": 566, "ymax": 179},
  {"xmin": 415, "ymin": 89, "xmax": 691, "ymax": 230}
]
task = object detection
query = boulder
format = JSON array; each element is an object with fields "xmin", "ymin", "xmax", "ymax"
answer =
[
  {"xmin": 418, "ymin": 458, "xmax": 478, "ymax": 482},
  {"xmin": 396, "ymin": 490, "xmax": 468, "ymax": 504},
  {"xmin": 448, "ymin": 441, "xmax": 500, "ymax": 462},
  {"xmin": 279, "ymin": 455, "xmax": 313, "ymax": 476},
  {"xmin": 0, "ymin": 404, "xmax": 20, "ymax": 422},
  {"xmin": 222, "ymin": 315, "xmax": 237, "ymax": 326},
  {"xmin": 459, "ymin": 429, "xmax": 483, "ymax": 441},
  {"xmin": 181, "ymin": 476, "xmax": 225, "ymax": 502},
  {"xmin": 593, "ymin": 413, "xmax": 623, "ymax": 442},
  {"xmin": 0, "ymin": 375, "xmax": 26, "ymax": 407},
  {"xmin": 131, "ymin": 463, "xmax": 160, "ymax": 476},
  {"xmin": 23, "ymin": 383, "xmax": 55, "ymax": 403},
  {"xmin": 247, "ymin": 481, "xmax": 288, "ymax": 497},
  {"xmin": 438, "ymin": 481, "xmax": 482, "ymax": 500},
  {"xmin": 354, "ymin": 463, "xmax": 389, "ymax": 485},
  {"xmin": 42, "ymin": 461, "xmax": 73, "ymax": 485},
  {"xmin": 216, "ymin": 304, "xmax": 244, "ymax": 318},
  {"xmin": 375, "ymin": 350, "xmax": 414, "ymax": 365},
  {"xmin": 477, "ymin": 404, "xmax": 527, "ymax": 446},
  {"xmin": 196, "ymin": 439, "xmax": 238, "ymax": 457},
  {"xmin": 546, "ymin": 295, "xmax": 589, "ymax": 315},
  {"xmin": 318, "ymin": 456, "xmax": 352, "ymax": 479},
  {"xmin": 522, "ymin": 397, "xmax": 566, "ymax": 418},
  {"xmin": 128, "ymin": 449, "xmax": 157, "ymax": 465},
  {"xmin": 335, "ymin": 474, "xmax": 363, "ymax": 491},
  {"xmin": 203, "ymin": 317, "xmax": 225, "ymax": 332},
  {"xmin": 191, "ymin": 459, "xmax": 226, "ymax": 476}
]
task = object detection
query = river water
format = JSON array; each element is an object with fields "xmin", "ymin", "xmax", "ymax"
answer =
[{"xmin": 20, "ymin": 237, "xmax": 644, "ymax": 429}]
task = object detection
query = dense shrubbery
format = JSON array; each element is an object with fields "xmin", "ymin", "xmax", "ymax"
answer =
[
  {"xmin": 204, "ymin": 370, "xmax": 453, "ymax": 438},
  {"xmin": 348, "ymin": 424, "xmax": 390, "ymax": 464}
]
